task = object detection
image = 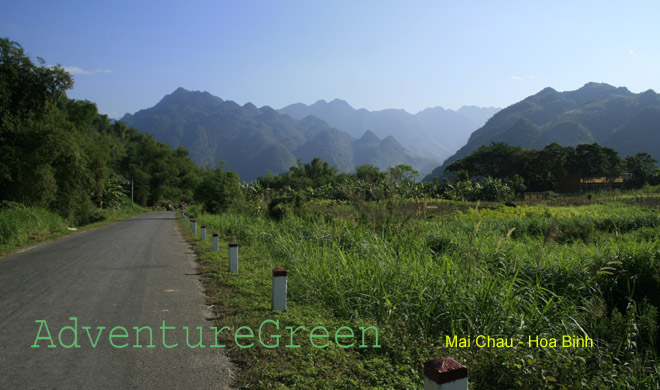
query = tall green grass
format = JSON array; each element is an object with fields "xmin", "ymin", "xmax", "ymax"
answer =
[
  {"xmin": 0, "ymin": 205, "xmax": 68, "ymax": 247},
  {"xmin": 0, "ymin": 197, "xmax": 146, "ymax": 251},
  {"xmin": 191, "ymin": 201, "xmax": 660, "ymax": 389}
]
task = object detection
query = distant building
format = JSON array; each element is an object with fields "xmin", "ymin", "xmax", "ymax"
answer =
[
  {"xmin": 556, "ymin": 172, "xmax": 626, "ymax": 193},
  {"xmin": 580, "ymin": 176, "xmax": 625, "ymax": 192}
]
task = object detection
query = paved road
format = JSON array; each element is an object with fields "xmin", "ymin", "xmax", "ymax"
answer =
[{"xmin": 0, "ymin": 212, "xmax": 233, "ymax": 389}]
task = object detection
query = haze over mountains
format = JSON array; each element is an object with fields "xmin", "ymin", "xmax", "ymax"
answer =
[
  {"xmin": 424, "ymin": 82, "xmax": 660, "ymax": 181},
  {"xmin": 121, "ymin": 88, "xmax": 441, "ymax": 181},
  {"xmin": 279, "ymin": 99, "xmax": 499, "ymax": 162},
  {"xmin": 119, "ymin": 83, "xmax": 660, "ymax": 184}
]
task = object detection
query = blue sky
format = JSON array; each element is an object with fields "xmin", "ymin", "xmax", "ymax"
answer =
[{"xmin": 2, "ymin": 1, "xmax": 659, "ymax": 118}]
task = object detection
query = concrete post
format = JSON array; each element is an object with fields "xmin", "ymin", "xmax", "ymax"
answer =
[
  {"xmin": 201, "ymin": 225, "xmax": 206, "ymax": 241},
  {"xmin": 228, "ymin": 243, "xmax": 238, "ymax": 273},
  {"xmin": 212, "ymin": 233, "xmax": 219, "ymax": 251},
  {"xmin": 424, "ymin": 358, "xmax": 468, "ymax": 390},
  {"xmin": 184, "ymin": 214, "xmax": 189, "ymax": 222},
  {"xmin": 190, "ymin": 219, "xmax": 197, "ymax": 234},
  {"xmin": 272, "ymin": 267, "xmax": 287, "ymax": 311}
]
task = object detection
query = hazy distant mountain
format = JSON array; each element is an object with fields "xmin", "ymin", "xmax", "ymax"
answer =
[
  {"xmin": 279, "ymin": 99, "xmax": 499, "ymax": 162},
  {"xmin": 121, "ymin": 88, "xmax": 437, "ymax": 181},
  {"xmin": 424, "ymin": 82, "xmax": 660, "ymax": 181}
]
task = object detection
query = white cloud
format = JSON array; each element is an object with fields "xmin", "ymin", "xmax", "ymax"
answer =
[
  {"xmin": 628, "ymin": 50, "xmax": 635, "ymax": 56},
  {"xmin": 58, "ymin": 65, "xmax": 112, "ymax": 75},
  {"xmin": 527, "ymin": 75, "xmax": 535, "ymax": 80},
  {"xmin": 62, "ymin": 66, "xmax": 93, "ymax": 75},
  {"xmin": 511, "ymin": 75, "xmax": 523, "ymax": 80}
]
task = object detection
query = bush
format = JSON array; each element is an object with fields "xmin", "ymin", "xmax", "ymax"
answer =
[
  {"xmin": 444, "ymin": 177, "xmax": 513, "ymax": 202},
  {"xmin": 194, "ymin": 167, "xmax": 241, "ymax": 214},
  {"xmin": 268, "ymin": 196, "xmax": 293, "ymax": 221}
]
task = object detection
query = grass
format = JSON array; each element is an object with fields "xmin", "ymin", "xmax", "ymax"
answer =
[
  {"xmin": 181, "ymin": 196, "xmax": 660, "ymax": 389},
  {"xmin": 0, "ymin": 197, "xmax": 146, "ymax": 254},
  {"xmin": 0, "ymin": 205, "xmax": 68, "ymax": 247}
]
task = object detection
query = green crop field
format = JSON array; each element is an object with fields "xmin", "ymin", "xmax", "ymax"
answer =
[{"xmin": 182, "ymin": 195, "xmax": 660, "ymax": 389}]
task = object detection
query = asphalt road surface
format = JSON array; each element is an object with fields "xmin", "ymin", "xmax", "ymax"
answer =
[{"xmin": 0, "ymin": 212, "xmax": 233, "ymax": 389}]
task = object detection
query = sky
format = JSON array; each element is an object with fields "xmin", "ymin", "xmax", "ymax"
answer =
[{"xmin": 2, "ymin": 1, "xmax": 659, "ymax": 119}]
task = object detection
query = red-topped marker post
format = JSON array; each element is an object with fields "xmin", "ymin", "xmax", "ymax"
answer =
[
  {"xmin": 272, "ymin": 267, "xmax": 287, "ymax": 311},
  {"xmin": 200, "ymin": 225, "xmax": 206, "ymax": 241},
  {"xmin": 424, "ymin": 357, "xmax": 468, "ymax": 390},
  {"xmin": 228, "ymin": 243, "xmax": 238, "ymax": 273},
  {"xmin": 190, "ymin": 219, "xmax": 197, "ymax": 234},
  {"xmin": 212, "ymin": 233, "xmax": 219, "ymax": 251}
]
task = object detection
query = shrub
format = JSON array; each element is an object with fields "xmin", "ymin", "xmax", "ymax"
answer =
[{"xmin": 194, "ymin": 167, "xmax": 241, "ymax": 214}]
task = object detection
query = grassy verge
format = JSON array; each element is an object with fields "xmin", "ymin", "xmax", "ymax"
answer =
[
  {"xmin": 179, "ymin": 211, "xmax": 412, "ymax": 389},
  {"xmin": 0, "ymin": 198, "xmax": 146, "ymax": 255},
  {"xmin": 180, "ymin": 198, "xmax": 660, "ymax": 389}
]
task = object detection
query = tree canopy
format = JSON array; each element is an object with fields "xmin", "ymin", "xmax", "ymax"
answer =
[
  {"xmin": 0, "ymin": 38, "xmax": 203, "ymax": 223},
  {"xmin": 446, "ymin": 141, "xmax": 657, "ymax": 191}
]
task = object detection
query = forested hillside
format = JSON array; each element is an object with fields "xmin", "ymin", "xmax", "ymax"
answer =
[
  {"xmin": 0, "ymin": 38, "xmax": 201, "ymax": 225},
  {"xmin": 121, "ymin": 88, "xmax": 438, "ymax": 181},
  {"xmin": 425, "ymin": 83, "xmax": 660, "ymax": 180}
]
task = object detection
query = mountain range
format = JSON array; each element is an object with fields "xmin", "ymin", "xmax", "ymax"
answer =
[
  {"xmin": 120, "ymin": 88, "xmax": 440, "ymax": 181},
  {"xmin": 424, "ymin": 82, "xmax": 660, "ymax": 181},
  {"xmin": 279, "ymin": 99, "xmax": 499, "ymax": 162}
]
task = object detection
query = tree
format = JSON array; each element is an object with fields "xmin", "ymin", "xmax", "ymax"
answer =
[
  {"xmin": 0, "ymin": 38, "xmax": 74, "ymax": 203},
  {"xmin": 0, "ymin": 38, "xmax": 204, "ymax": 222},
  {"xmin": 624, "ymin": 153, "xmax": 659, "ymax": 188},
  {"xmin": 387, "ymin": 164, "xmax": 419, "ymax": 184},
  {"xmin": 194, "ymin": 167, "xmax": 241, "ymax": 214},
  {"xmin": 355, "ymin": 164, "xmax": 385, "ymax": 183},
  {"xmin": 0, "ymin": 38, "xmax": 72, "ymax": 129}
]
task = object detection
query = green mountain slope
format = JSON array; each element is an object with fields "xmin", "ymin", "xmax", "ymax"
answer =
[
  {"xmin": 424, "ymin": 83, "xmax": 660, "ymax": 180},
  {"xmin": 121, "ymin": 88, "xmax": 437, "ymax": 181}
]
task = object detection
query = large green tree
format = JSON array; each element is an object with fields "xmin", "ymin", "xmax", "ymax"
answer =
[
  {"xmin": 1, "ymin": 38, "xmax": 203, "ymax": 223},
  {"xmin": 194, "ymin": 167, "xmax": 240, "ymax": 213},
  {"xmin": 624, "ymin": 152, "xmax": 659, "ymax": 188}
]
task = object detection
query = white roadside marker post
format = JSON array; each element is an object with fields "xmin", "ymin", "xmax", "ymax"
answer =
[
  {"xmin": 228, "ymin": 242, "xmax": 238, "ymax": 273},
  {"xmin": 212, "ymin": 233, "xmax": 219, "ymax": 251},
  {"xmin": 190, "ymin": 219, "xmax": 197, "ymax": 234},
  {"xmin": 272, "ymin": 267, "xmax": 287, "ymax": 311},
  {"xmin": 200, "ymin": 225, "xmax": 206, "ymax": 241},
  {"xmin": 184, "ymin": 214, "xmax": 189, "ymax": 222},
  {"xmin": 424, "ymin": 357, "xmax": 468, "ymax": 390}
]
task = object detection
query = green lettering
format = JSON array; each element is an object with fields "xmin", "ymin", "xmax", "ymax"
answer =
[
  {"xmin": 161, "ymin": 321, "xmax": 178, "ymax": 348},
  {"xmin": 184, "ymin": 326, "xmax": 205, "ymax": 348},
  {"xmin": 209, "ymin": 326, "xmax": 230, "ymax": 348},
  {"xmin": 285, "ymin": 326, "xmax": 306, "ymax": 348},
  {"xmin": 359, "ymin": 326, "xmax": 380, "ymax": 348},
  {"xmin": 58, "ymin": 317, "xmax": 80, "ymax": 349},
  {"xmin": 334, "ymin": 326, "xmax": 355, "ymax": 348},
  {"xmin": 258, "ymin": 319, "xmax": 280, "ymax": 348},
  {"xmin": 82, "ymin": 326, "xmax": 106, "ymax": 348},
  {"xmin": 132, "ymin": 326, "xmax": 155, "ymax": 348},
  {"xmin": 31, "ymin": 320, "xmax": 56, "ymax": 348},
  {"xmin": 310, "ymin": 326, "xmax": 329, "ymax": 348},
  {"xmin": 109, "ymin": 326, "xmax": 129, "ymax": 348},
  {"xmin": 235, "ymin": 326, "xmax": 254, "ymax": 348}
]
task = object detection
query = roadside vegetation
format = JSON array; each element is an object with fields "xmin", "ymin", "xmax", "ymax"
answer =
[
  {"xmin": 183, "ymin": 186, "xmax": 660, "ymax": 389},
  {"xmin": 1, "ymin": 38, "xmax": 200, "ymax": 250},
  {"xmin": 0, "ymin": 196, "xmax": 145, "ymax": 253}
]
